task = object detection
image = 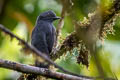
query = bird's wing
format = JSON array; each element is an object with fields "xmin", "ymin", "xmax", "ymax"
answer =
[
  {"xmin": 46, "ymin": 26, "xmax": 56, "ymax": 53},
  {"xmin": 31, "ymin": 27, "xmax": 49, "ymax": 56}
]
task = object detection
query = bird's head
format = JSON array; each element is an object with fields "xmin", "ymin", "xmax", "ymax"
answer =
[{"xmin": 37, "ymin": 10, "xmax": 60, "ymax": 22}]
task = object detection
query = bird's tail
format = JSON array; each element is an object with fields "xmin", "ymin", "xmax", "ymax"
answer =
[
  {"xmin": 35, "ymin": 58, "xmax": 50, "ymax": 80},
  {"xmin": 32, "ymin": 52, "xmax": 50, "ymax": 68},
  {"xmin": 35, "ymin": 59, "xmax": 50, "ymax": 68}
]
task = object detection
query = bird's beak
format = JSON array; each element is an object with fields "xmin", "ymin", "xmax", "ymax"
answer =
[{"xmin": 53, "ymin": 17, "xmax": 61, "ymax": 20}]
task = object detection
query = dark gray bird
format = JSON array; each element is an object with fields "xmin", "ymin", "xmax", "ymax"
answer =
[{"xmin": 31, "ymin": 10, "xmax": 60, "ymax": 67}]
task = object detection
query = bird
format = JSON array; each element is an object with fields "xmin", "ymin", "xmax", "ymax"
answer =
[{"xmin": 31, "ymin": 10, "xmax": 60, "ymax": 68}]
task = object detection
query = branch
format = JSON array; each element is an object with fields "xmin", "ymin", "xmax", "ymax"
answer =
[
  {"xmin": 54, "ymin": 6, "xmax": 66, "ymax": 47},
  {"xmin": 0, "ymin": 59, "xmax": 93, "ymax": 80},
  {"xmin": 0, "ymin": 24, "xmax": 94, "ymax": 79},
  {"xmin": 0, "ymin": 25, "xmax": 113, "ymax": 79}
]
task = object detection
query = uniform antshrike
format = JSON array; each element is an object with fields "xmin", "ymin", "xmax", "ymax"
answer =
[{"xmin": 31, "ymin": 10, "xmax": 60, "ymax": 68}]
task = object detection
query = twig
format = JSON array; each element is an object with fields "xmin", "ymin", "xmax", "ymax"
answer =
[
  {"xmin": 0, "ymin": 24, "xmax": 94, "ymax": 79},
  {"xmin": 0, "ymin": 59, "xmax": 93, "ymax": 80},
  {"xmin": 55, "ymin": 6, "xmax": 66, "ymax": 47}
]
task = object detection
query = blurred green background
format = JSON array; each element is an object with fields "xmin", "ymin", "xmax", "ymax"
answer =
[{"xmin": 0, "ymin": 0, "xmax": 120, "ymax": 80}]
